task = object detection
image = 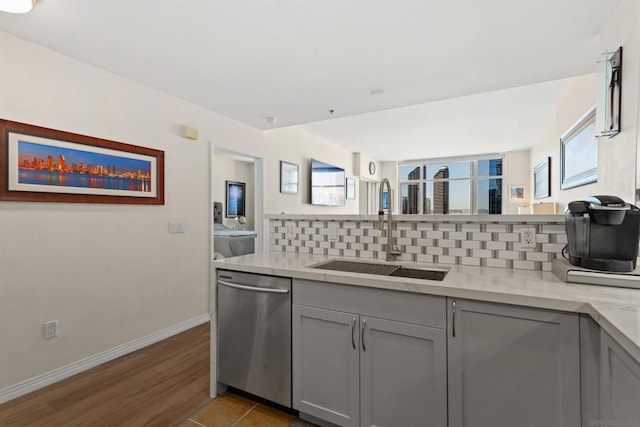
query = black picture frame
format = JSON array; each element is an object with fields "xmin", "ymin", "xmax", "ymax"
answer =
[
  {"xmin": 280, "ymin": 161, "xmax": 298, "ymax": 194},
  {"xmin": 225, "ymin": 180, "xmax": 245, "ymax": 217},
  {"xmin": 533, "ymin": 157, "xmax": 551, "ymax": 200}
]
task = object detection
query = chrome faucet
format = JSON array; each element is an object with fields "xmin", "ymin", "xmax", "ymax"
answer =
[{"xmin": 378, "ymin": 178, "xmax": 402, "ymax": 261}]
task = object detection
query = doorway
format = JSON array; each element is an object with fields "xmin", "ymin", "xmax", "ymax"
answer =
[{"xmin": 211, "ymin": 147, "xmax": 264, "ymax": 256}]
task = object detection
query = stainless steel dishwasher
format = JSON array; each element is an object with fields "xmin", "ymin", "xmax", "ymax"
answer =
[{"xmin": 217, "ymin": 269, "xmax": 292, "ymax": 407}]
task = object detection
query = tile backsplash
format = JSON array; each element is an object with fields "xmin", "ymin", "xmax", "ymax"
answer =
[{"xmin": 269, "ymin": 216, "xmax": 567, "ymax": 271}]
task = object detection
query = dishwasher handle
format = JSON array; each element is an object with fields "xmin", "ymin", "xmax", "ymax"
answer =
[{"xmin": 218, "ymin": 280, "xmax": 290, "ymax": 294}]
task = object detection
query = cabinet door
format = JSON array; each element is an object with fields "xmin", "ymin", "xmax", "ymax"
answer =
[
  {"xmin": 600, "ymin": 330, "xmax": 640, "ymax": 426},
  {"xmin": 448, "ymin": 298, "xmax": 580, "ymax": 427},
  {"xmin": 580, "ymin": 314, "xmax": 601, "ymax": 427},
  {"xmin": 360, "ymin": 316, "xmax": 447, "ymax": 427},
  {"xmin": 292, "ymin": 304, "xmax": 360, "ymax": 427}
]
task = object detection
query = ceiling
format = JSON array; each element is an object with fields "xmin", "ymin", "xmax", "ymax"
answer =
[
  {"xmin": 0, "ymin": 0, "xmax": 620, "ymax": 160},
  {"xmin": 299, "ymin": 77, "xmax": 571, "ymax": 161}
]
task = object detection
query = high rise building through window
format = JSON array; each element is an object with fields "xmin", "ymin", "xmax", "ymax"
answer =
[
  {"xmin": 399, "ymin": 156, "xmax": 503, "ymax": 215},
  {"xmin": 433, "ymin": 166, "xmax": 449, "ymax": 214},
  {"xmin": 404, "ymin": 166, "xmax": 420, "ymax": 214}
]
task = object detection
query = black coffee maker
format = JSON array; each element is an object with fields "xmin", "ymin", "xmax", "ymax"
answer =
[{"xmin": 565, "ymin": 195, "xmax": 640, "ymax": 272}]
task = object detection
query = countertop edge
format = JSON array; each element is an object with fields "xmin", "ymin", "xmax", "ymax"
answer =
[
  {"xmin": 263, "ymin": 213, "xmax": 565, "ymax": 223},
  {"xmin": 211, "ymin": 255, "xmax": 640, "ymax": 363}
]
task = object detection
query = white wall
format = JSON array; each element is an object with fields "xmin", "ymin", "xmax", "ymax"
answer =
[
  {"xmin": 530, "ymin": 74, "xmax": 599, "ymax": 211},
  {"xmin": 530, "ymin": 1, "xmax": 639, "ymax": 211},
  {"xmin": 263, "ymin": 127, "xmax": 360, "ymax": 214},
  {"xmin": 597, "ymin": 0, "xmax": 639, "ymax": 205},
  {"xmin": 531, "ymin": 2, "xmax": 640, "ymax": 212},
  {"xmin": 503, "ymin": 150, "xmax": 531, "ymax": 214},
  {"xmin": 0, "ymin": 32, "xmax": 264, "ymax": 388},
  {"xmin": 353, "ymin": 152, "xmax": 381, "ymax": 181},
  {"xmin": 213, "ymin": 154, "xmax": 255, "ymax": 230}
]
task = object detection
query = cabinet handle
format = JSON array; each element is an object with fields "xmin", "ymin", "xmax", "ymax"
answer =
[
  {"xmin": 351, "ymin": 317, "xmax": 356, "ymax": 350},
  {"xmin": 362, "ymin": 318, "xmax": 367, "ymax": 352},
  {"xmin": 452, "ymin": 299, "xmax": 456, "ymax": 338}
]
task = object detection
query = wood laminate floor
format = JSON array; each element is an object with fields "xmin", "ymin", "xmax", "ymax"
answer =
[
  {"xmin": 0, "ymin": 323, "xmax": 212, "ymax": 426},
  {"xmin": 0, "ymin": 323, "xmax": 316, "ymax": 427}
]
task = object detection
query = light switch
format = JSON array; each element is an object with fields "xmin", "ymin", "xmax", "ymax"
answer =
[{"xmin": 169, "ymin": 222, "xmax": 186, "ymax": 234}]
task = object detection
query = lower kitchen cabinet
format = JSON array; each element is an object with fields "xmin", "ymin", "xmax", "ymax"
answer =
[
  {"xmin": 447, "ymin": 298, "xmax": 581, "ymax": 427},
  {"xmin": 600, "ymin": 329, "xmax": 640, "ymax": 426},
  {"xmin": 292, "ymin": 303, "xmax": 447, "ymax": 427},
  {"xmin": 292, "ymin": 304, "xmax": 360, "ymax": 427},
  {"xmin": 360, "ymin": 315, "xmax": 447, "ymax": 427},
  {"xmin": 580, "ymin": 315, "xmax": 602, "ymax": 427}
]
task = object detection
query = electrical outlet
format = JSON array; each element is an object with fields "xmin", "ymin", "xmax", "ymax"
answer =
[
  {"xmin": 44, "ymin": 320, "xmax": 58, "ymax": 339},
  {"xmin": 520, "ymin": 228, "xmax": 536, "ymax": 249}
]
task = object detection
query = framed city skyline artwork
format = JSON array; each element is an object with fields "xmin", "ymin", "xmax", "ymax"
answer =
[{"xmin": 0, "ymin": 119, "xmax": 164, "ymax": 204}]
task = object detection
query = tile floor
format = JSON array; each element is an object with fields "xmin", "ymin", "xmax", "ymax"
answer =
[{"xmin": 179, "ymin": 392, "xmax": 317, "ymax": 427}]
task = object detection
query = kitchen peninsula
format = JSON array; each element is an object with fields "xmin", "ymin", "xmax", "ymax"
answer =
[{"xmin": 212, "ymin": 249, "xmax": 640, "ymax": 427}]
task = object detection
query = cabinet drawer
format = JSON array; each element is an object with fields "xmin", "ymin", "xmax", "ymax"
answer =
[{"xmin": 293, "ymin": 279, "xmax": 446, "ymax": 329}]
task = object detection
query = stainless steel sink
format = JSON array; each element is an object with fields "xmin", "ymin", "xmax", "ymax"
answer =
[{"xmin": 310, "ymin": 259, "xmax": 448, "ymax": 281}]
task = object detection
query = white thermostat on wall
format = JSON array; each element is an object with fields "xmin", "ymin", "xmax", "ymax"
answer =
[{"xmin": 369, "ymin": 161, "xmax": 376, "ymax": 175}]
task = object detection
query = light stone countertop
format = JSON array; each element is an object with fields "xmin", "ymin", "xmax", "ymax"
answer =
[
  {"xmin": 212, "ymin": 252, "xmax": 640, "ymax": 363},
  {"xmin": 264, "ymin": 213, "xmax": 565, "ymax": 223}
]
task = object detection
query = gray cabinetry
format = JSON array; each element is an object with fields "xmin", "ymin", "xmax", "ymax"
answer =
[
  {"xmin": 580, "ymin": 315, "xmax": 601, "ymax": 427},
  {"xmin": 600, "ymin": 329, "xmax": 640, "ymax": 426},
  {"xmin": 447, "ymin": 298, "xmax": 580, "ymax": 427},
  {"xmin": 292, "ymin": 279, "xmax": 447, "ymax": 427},
  {"xmin": 292, "ymin": 304, "xmax": 360, "ymax": 427},
  {"xmin": 360, "ymin": 316, "xmax": 447, "ymax": 427},
  {"xmin": 581, "ymin": 315, "xmax": 640, "ymax": 427}
]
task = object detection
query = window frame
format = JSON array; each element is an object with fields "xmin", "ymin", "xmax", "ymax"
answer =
[
  {"xmin": 398, "ymin": 154, "xmax": 504, "ymax": 215},
  {"xmin": 560, "ymin": 105, "xmax": 597, "ymax": 190}
]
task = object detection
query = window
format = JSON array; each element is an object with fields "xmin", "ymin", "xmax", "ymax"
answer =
[
  {"xmin": 399, "ymin": 156, "xmax": 503, "ymax": 215},
  {"xmin": 560, "ymin": 106, "xmax": 597, "ymax": 190}
]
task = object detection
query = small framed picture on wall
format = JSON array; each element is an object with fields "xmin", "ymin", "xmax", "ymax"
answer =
[
  {"xmin": 509, "ymin": 186, "xmax": 525, "ymax": 201},
  {"xmin": 226, "ymin": 181, "xmax": 245, "ymax": 217},
  {"xmin": 534, "ymin": 157, "xmax": 551, "ymax": 199},
  {"xmin": 280, "ymin": 161, "xmax": 298, "ymax": 194}
]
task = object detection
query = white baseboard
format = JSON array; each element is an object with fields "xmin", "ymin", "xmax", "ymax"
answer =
[{"xmin": 0, "ymin": 313, "xmax": 211, "ymax": 404}]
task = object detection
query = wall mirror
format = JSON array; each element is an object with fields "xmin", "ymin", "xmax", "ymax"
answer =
[{"xmin": 560, "ymin": 106, "xmax": 597, "ymax": 190}]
